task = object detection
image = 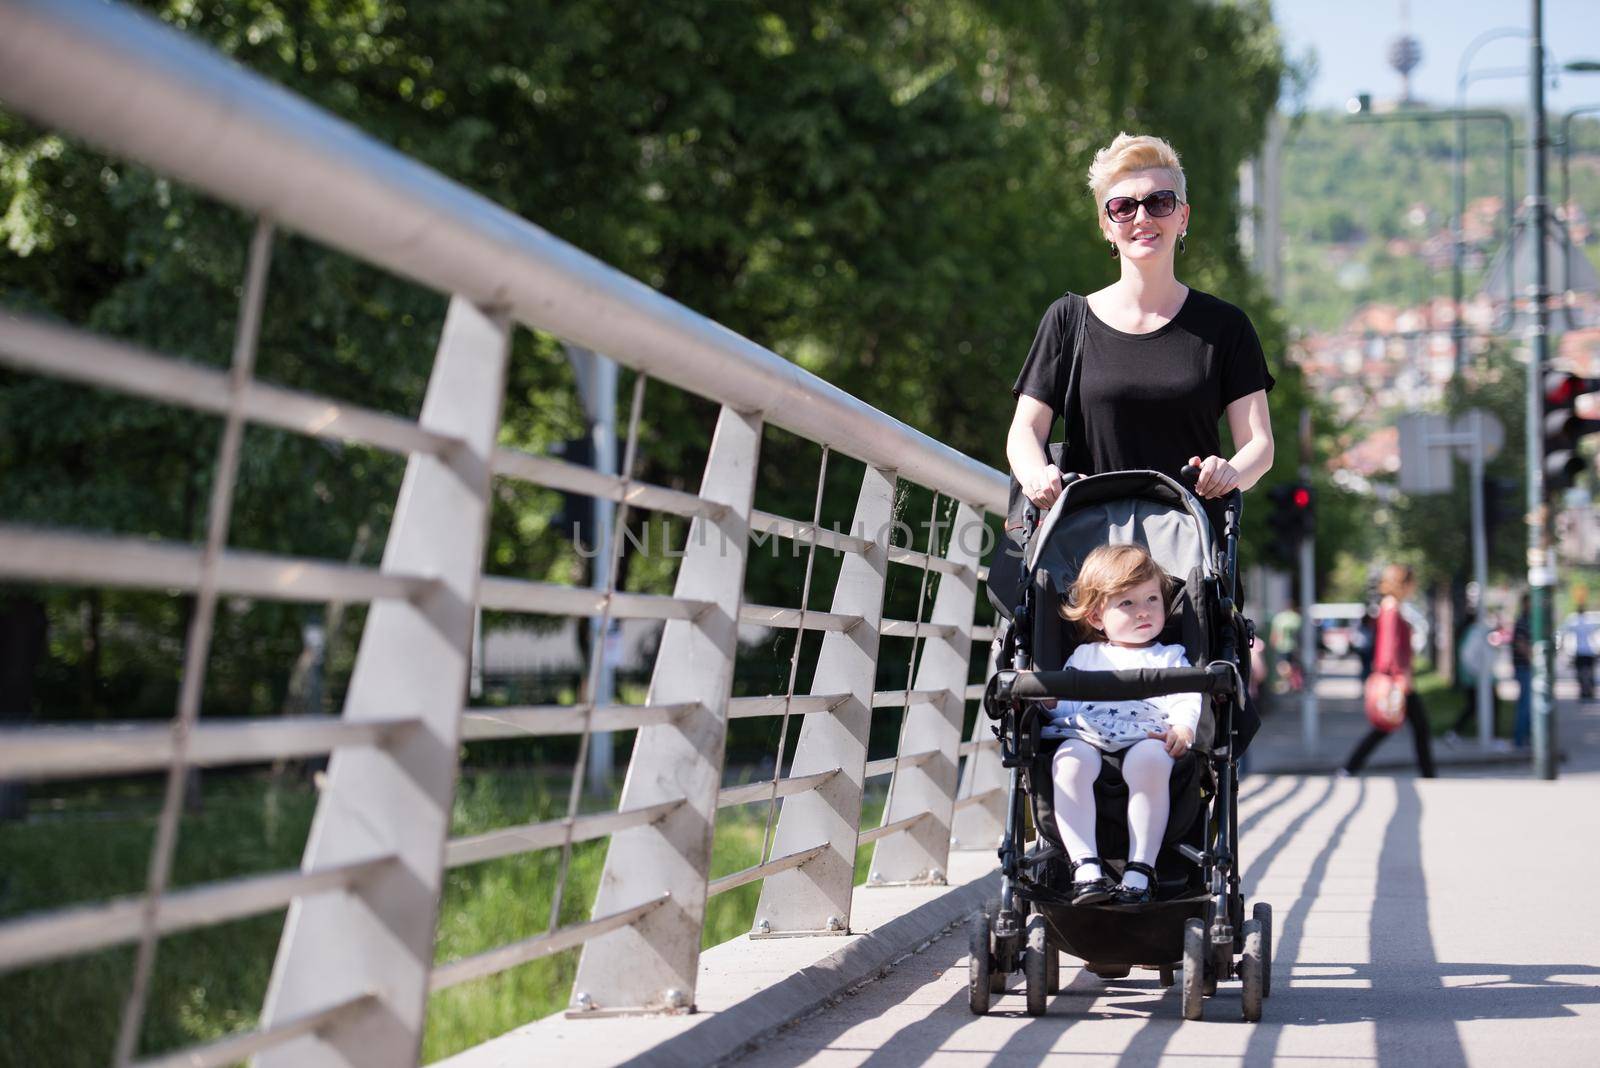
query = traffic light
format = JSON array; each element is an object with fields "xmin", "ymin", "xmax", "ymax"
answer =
[
  {"xmin": 1544, "ymin": 371, "xmax": 1600, "ymax": 493},
  {"xmin": 1264, "ymin": 482, "xmax": 1313, "ymax": 568},
  {"xmin": 1290, "ymin": 482, "xmax": 1314, "ymax": 537},
  {"xmin": 1482, "ymin": 475, "xmax": 1519, "ymax": 557}
]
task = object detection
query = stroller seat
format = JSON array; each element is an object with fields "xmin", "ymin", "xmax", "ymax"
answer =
[{"xmin": 971, "ymin": 468, "xmax": 1273, "ymax": 1021}]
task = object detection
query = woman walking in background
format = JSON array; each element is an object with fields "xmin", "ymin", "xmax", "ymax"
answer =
[{"xmin": 1341, "ymin": 564, "xmax": 1437, "ymax": 778}]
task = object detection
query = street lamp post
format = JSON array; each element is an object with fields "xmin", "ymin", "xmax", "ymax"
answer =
[
  {"xmin": 1526, "ymin": 0, "xmax": 1557, "ymax": 781},
  {"xmin": 1455, "ymin": 28, "xmax": 1529, "ymax": 373},
  {"xmin": 1559, "ymin": 103, "xmax": 1600, "ymax": 329}
]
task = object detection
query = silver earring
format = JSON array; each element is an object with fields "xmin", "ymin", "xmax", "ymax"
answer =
[
  {"xmin": 1179, "ymin": 233, "xmax": 1187, "ymax": 254},
  {"xmin": 1109, "ymin": 242, "xmax": 1119, "ymax": 259}
]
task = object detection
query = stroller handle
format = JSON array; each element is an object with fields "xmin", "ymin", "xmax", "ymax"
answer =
[
  {"xmin": 986, "ymin": 664, "xmax": 1236, "ymax": 716},
  {"xmin": 1179, "ymin": 463, "xmax": 1244, "ymax": 512}
]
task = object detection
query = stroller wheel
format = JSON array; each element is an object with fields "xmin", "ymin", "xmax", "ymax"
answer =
[
  {"xmin": 1158, "ymin": 965, "xmax": 1176, "ymax": 988},
  {"xmin": 1239, "ymin": 919, "xmax": 1265, "ymax": 1022},
  {"xmin": 1181, "ymin": 918, "xmax": 1206, "ymax": 1021},
  {"xmin": 1023, "ymin": 914, "xmax": 1050, "ymax": 1016},
  {"xmin": 1252, "ymin": 902, "xmax": 1274, "ymax": 998},
  {"xmin": 968, "ymin": 912, "xmax": 993, "ymax": 1015},
  {"xmin": 1047, "ymin": 942, "xmax": 1061, "ymax": 994}
]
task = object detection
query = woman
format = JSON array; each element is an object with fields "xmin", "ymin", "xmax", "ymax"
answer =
[
  {"xmin": 1007, "ymin": 132, "xmax": 1276, "ymax": 529},
  {"xmin": 1341, "ymin": 564, "xmax": 1438, "ymax": 778}
]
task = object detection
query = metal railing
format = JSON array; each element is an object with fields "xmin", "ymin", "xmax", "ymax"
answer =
[{"xmin": 0, "ymin": 1, "xmax": 1010, "ymax": 1064}]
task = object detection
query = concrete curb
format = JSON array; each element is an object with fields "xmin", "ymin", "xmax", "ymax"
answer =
[
  {"xmin": 441, "ymin": 854, "xmax": 1002, "ymax": 1068},
  {"xmin": 626, "ymin": 865, "xmax": 1001, "ymax": 1068}
]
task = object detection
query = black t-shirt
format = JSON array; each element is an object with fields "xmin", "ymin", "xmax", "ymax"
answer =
[{"xmin": 1012, "ymin": 287, "xmax": 1274, "ymax": 535}]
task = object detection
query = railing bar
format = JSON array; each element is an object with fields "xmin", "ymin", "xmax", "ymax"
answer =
[
  {"xmin": 491, "ymin": 448, "xmax": 716, "ymax": 520},
  {"xmin": 886, "ymin": 545, "xmax": 971, "ymax": 578},
  {"xmin": 747, "ymin": 509, "xmax": 873, "ymax": 555},
  {"xmin": 726, "ymin": 694, "xmax": 848, "ymax": 719},
  {"xmin": 0, "ymin": 313, "xmax": 457, "ymax": 460},
  {"xmin": 428, "ymin": 894, "xmax": 670, "ymax": 993},
  {"xmin": 871, "ymin": 688, "xmax": 948, "ymax": 707},
  {"xmin": 706, "ymin": 843, "xmax": 828, "ymax": 898},
  {"xmin": 758, "ymin": 445, "xmax": 831, "ymax": 865},
  {"xmin": 476, "ymin": 575, "xmax": 704, "ymax": 621},
  {"xmin": 0, "ymin": 855, "xmax": 391, "ymax": 976},
  {"xmin": 444, "ymin": 799, "xmax": 684, "ymax": 869},
  {"xmin": 878, "ymin": 491, "xmax": 944, "ymax": 824},
  {"xmin": 878, "ymin": 618, "xmax": 958, "ymax": 640},
  {"xmin": 953, "ymin": 787, "xmax": 1004, "ymax": 812},
  {"xmin": 856, "ymin": 811, "xmax": 930, "ymax": 846},
  {"xmin": 129, "ymin": 994, "xmax": 376, "ymax": 1068},
  {"xmin": 964, "ymin": 683, "xmax": 986, "ymax": 701},
  {"xmin": 460, "ymin": 702, "xmax": 696, "ymax": 740},
  {"xmin": 718, "ymin": 768, "xmax": 839, "ymax": 811},
  {"xmin": 114, "ymin": 219, "xmax": 274, "ymax": 1068},
  {"xmin": 547, "ymin": 372, "xmax": 648, "ymax": 937},
  {"xmin": 970, "ymin": 626, "xmax": 996, "ymax": 642},
  {"xmin": 0, "ymin": 715, "xmax": 417, "ymax": 781},
  {"xmin": 738, "ymin": 604, "xmax": 860, "ymax": 632},
  {"xmin": 0, "ymin": 526, "xmax": 429, "ymax": 604},
  {"xmin": 863, "ymin": 750, "xmax": 938, "ymax": 778}
]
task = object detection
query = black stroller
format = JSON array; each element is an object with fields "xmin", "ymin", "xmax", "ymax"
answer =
[{"xmin": 972, "ymin": 467, "xmax": 1272, "ymax": 1021}]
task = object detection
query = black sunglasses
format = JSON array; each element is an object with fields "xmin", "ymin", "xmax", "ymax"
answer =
[{"xmin": 1104, "ymin": 190, "xmax": 1182, "ymax": 223}]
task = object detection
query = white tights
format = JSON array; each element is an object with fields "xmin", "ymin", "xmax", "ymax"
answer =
[{"xmin": 1051, "ymin": 737, "xmax": 1175, "ymax": 889}]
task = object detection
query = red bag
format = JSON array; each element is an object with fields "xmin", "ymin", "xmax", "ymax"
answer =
[{"xmin": 1363, "ymin": 672, "xmax": 1407, "ymax": 731}]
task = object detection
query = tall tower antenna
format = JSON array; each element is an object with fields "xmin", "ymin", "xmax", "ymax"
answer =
[{"xmin": 1388, "ymin": 0, "xmax": 1423, "ymax": 105}]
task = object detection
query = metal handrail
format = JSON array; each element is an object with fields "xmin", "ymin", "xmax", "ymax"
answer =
[
  {"xmin": 0, "ymin": 0, "xmax": 1013, "ymax": 1040},
  {"xmin": 0, "ymin": 0, "xmax": 1007, "ymax": 514}
]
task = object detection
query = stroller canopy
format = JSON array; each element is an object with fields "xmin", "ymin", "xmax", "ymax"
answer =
[{"xmin": 1027, "ymin": 470, "xmax": 1215, "ymax": 597}]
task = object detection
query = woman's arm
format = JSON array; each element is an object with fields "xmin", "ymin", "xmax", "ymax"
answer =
[
  {"xmin": 1187, "ymin": 389, "xmax": 1274, "ymax": 498},
  {"xmin": 1008, "ymin": 394, "xmax": 1064, "ymax": 508},
  {"xmin": 1223, "ymin": 389, "xmax": 1274, "ymax": 491}
]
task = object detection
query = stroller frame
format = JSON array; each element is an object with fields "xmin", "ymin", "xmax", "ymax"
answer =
[{"xmin": 971, "ymin": 468, "xmax": 1272, "ymax": 1021}]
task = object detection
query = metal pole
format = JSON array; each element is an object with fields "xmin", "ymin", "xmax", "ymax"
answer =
[
  {"xmin": 1298, "ymin": 409, "xmax": 1318, "ymax": 752},
  {"xmin": 1469, "ymin": 414, "xmax": 1494, "ymax": 745},
  {"xmin": 587, "ymin": 355, "xmax": 618, "ymax": 795},
  {"xmin": 1453, "ymin": 80, "xmax": 1469, "ymax": 374},
  {"xmin": 1528, "ymin": 0, "xmax": 1558, "ymax": 780}
]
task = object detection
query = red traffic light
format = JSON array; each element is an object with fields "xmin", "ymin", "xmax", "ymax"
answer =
[
  {"xmin": 1546, "ymin": 371, "xmax": 1600, "ymax": 407},
  {"xmin": 1292, "ymin": 486, "xmax": 1312, "ymax": 509}
]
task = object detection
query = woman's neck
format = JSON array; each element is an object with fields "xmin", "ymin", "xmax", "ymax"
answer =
[{"xmin": 1111, "ymin": 261, "xmax": 1186, "ymax": 314}]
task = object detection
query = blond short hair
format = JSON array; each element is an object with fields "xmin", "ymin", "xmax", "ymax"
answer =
[
  {"xmin": 1059, "ymin": 543, "xmax": 1176, "ymax": 641},
  {"xmin": 1086, "ymin": 132, "xmax": 1187, "ymax": 207}
]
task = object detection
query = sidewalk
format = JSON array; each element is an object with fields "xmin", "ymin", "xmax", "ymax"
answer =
[{"xmin": 1246, "ymin": 654, "xmax": 1554, "ymax": 775}]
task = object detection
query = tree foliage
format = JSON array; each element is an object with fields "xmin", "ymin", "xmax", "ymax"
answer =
[{"xmin": 1, "ymin": 0, "xmax": 1290, "ymax": 723}]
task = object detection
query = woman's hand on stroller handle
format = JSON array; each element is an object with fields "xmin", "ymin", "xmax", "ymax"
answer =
[
  {"xmin": 1149, "ymin": 723, "xmax": 1195, "ymax": 757},
  {"xmin": 1184, "ymin": 455, "xmax": 1240, "ymax": 499},
  {"xmin": 1021, "ymin": 463, "xmax": 1064, "ymax": 509}
]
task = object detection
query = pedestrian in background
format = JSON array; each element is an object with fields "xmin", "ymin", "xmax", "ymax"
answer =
[
  {"xmin": 1564, "ymin": 587, "xmax": 1598, "ymax": 701},
  {"xmin": 1341, "ymin": 564, "xmax": 1437, "ymax": 778},
  {"xmin": 1444, "ymin": 607, "xmax": 1499, "ymax": 743},
  {"xmin": 1353, "ymin": 604, "xmax": 1378, "ymax": 681},
  {"xmin": 1512, "ymin": 594, "xmax": 1533, "ymax": 748}
]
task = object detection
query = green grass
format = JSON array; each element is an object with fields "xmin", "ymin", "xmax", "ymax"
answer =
[
  {"xmin": 0, "ymin": 771, "xmax": 886, "ymax": 1067},
  {"xmin": 1413, "ymin": 671, "xmax": 1516, "ymax": 737}
]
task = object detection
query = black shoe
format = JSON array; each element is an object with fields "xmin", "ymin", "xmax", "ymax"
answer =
[
  {"xmin": 1112, "ymin": 861, "xmax": 1158, "ymax": 907},
  {"xmin": 1068, "ymin": 856, "xmax": 1114, "ymax": 905}
]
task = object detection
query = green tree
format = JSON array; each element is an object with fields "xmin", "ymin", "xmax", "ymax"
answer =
[{"xmin": 2, "ymin": 0, "xmax": 1291, "ymax": 727}]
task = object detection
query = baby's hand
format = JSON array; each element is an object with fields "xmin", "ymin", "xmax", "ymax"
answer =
[{"xmin": 1148, "ymin": 724, "xmax": 1194, "ymax": 757}]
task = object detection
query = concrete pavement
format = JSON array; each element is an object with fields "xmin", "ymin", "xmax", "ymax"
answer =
[{"xmin": 728, "ymin": 687, "xmax": 1600, "ymax": 1067}]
